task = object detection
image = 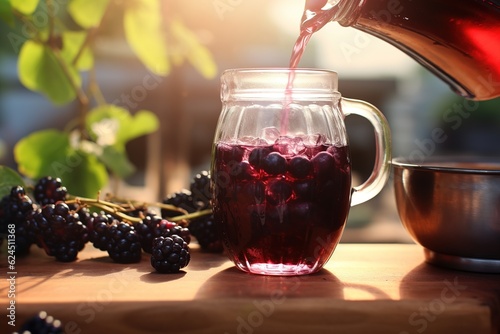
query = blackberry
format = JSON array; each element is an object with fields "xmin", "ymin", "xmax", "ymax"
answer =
[
  {"xmin": 136, "ymin": 215, "xmax": 190, "ymax": 253},
  {"xmin": 74, "ymin": 205, "xmax": 92, "ymax": 230},
  {"xmin": 161, "ymin": 189, "xmax": 195, "ymax": 218},
  {"xmin": 126, "ymin": 205, "xmax": 158, "ymax": 219},
  {"xmin": 30, "ymin": 202, "xmax": 88, "ymax": 262},
  {"xmin": 107, "ymin": 221, "xmax": 142, "ymax": 263},
  {"xmin": 189, "ymin": 214, "xmax": 223, "ymax": 253},
  {"xmin": 84, "ymin": 211, "xmax": 116, "ymax": 251},
  {"xmin": 190, "ymin": 171, "xmax": 212, "ymax": 210},
  {"xmin": 18, "ymin": 311, "xmax": 63, "ymax": 334},
  {"xmin": 0, "ymin": 186, "xmax": 37, "ymax": 256},
  {"xmin": 34, "ymin": 176, "xmax": 67, "ymax": 206},
  {"xmin": 151, "ymin": 235, "xmax": 190, "ymax": 273}
]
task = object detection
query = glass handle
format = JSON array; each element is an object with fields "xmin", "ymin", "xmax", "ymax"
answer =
[{"xmin": 341, "ymin": 97, "xmax": 392, "ymax": 206}]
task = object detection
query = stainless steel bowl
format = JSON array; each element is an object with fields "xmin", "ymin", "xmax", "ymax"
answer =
[{"xmin": 392, "ymin": 157, "xmax": 500, "ymax": 273}]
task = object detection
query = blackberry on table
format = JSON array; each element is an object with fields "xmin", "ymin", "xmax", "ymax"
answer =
[
  {"xmin": 84, "ymin": 211, "xmax": 116, "ymax": 251},
  {"xmin": 106, "ymin": 221, "xmax": 142, "ymax": 263},
  {"xmin": 73, "ymin": 205, "xmax": 92, "ymax": 230},
  {"xmin": 30, "ymin": 202, "xmax": 88, "ymax": 262},
  {"xmin": 151, "ymin": 235, "xmax": 190, "ymax": 273},
  {"xmin": 190, "ymin": 171, "xmax": 212, "ymax": 210},
  {"xmin": 34, "ymin": 176, "xmax": 67, "ymax": 206},
  {"xmin": 0, "ymin": 186, "xmax": 37, "ymax": 256},
  {"xmin": 136, "ymin": 215, "xmax": 190, "ymax": 253},
  {"xmin": 18, "ymin": 310, "xmax": 63, "ymax": 334},
  {"xmin": 124, "ymin": 204, "xmax": 158, "ymax": 220},
  {"xmin": 189, "ymin": 214, "xmax": 223, "ymax": 253},
  {"xmin": 161, "ymin": 189, "xmax": 195, "ymax": 218}
]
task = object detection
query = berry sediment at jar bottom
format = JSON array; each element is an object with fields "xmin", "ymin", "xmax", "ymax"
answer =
[{"xmin": 212, "ymin": 137, "xmax": 351, "ymax": 274}]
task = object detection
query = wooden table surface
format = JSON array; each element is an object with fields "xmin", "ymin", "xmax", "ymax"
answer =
[{"xmin": 1, "ymin": 243, "xmax": 499, "ymax": 334}]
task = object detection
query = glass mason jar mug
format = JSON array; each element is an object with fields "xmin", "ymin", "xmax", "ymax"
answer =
[{"xmin": 211, "ymin": 68, "xmax": 391, "ymax": 276}]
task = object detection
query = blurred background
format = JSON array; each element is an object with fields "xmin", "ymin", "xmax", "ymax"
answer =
[{"xmin": 1, "ymin": 0, "xmax": 499, "ymax": 243}]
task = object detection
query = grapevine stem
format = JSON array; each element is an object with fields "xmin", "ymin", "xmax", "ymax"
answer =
[
  {"xmin": 46, "ymin": 0, "xmax": 55, "ymax": 43},
  {"xmin": 67, "ymin": 195, "xmax": 125, "ymax": 210},
  {"xmin": 105, "ymin": 194, "xmax": 189, "ymax": 215},
  {"xmin": 168, "ymin": 209, "xmax": 213, "ymax": 222},
  {"xmin": 72, "ymin": 0, "xmax": 111, "ymax": 67},
  {"xmin": 66, "ymin": 195, "xmax": 212, "ymax": 224},
  {"xmin": 89, "ymin": 66, "xmax": 107, "ymax": 106},
  {"xmin": 50, "ymin": 48, "xmax": 90, "ymax": 108},
  {"xmin": 66, "ymin": 197, "xmax": 143, "ymax": 223},
  {"xmin": 72, "ymin": 27, "xmax": 96, "ymax": 68}
]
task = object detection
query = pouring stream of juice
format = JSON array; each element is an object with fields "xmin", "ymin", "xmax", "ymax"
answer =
[{"xmin": 281, "ymin": 2, "xmax": 339, "ymax": 133}]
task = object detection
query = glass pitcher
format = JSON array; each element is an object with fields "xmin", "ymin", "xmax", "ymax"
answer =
[
  {"xmin": 302, "ymin": 0, "xmax": 500, "ymax": 101},
  {"xmin": 210, "ymin": 68, "xmax": 391, "ymax": 275}
]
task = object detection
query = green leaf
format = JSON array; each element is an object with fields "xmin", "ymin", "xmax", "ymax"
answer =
[
  {"xmin": 68, "ymin": 0, "xmax": 109, "ymax": 28},
  {"xmin": 14, "ymin": 129, "xmax": 71, "ymax": 179},
  {"xmin": 100, "ymin": 146, "xmax": 136, "ymax": 178},
  {"xmin": 0, "ymin": 0, "xmax": 14, "ymax": 27},
  {"xmin": 62, "ymin": 151, "xmax": 108, "ymax": 198},
  {"xmin": 120, "ymin": 109, "xmax": 159, "ymax": 143},
  {"xmin": 61, "ymin": 30, "xmax": 94, "ymax": 70},
  {"xmin": 18, "ymin": 40, "xmax": 80, "ymax": 104},
  {"xmin": 86, "ymin": 105, "xmax": 159, "ymax": 150},
  {"xmin": 169, "ymin": 19, "xmax": 217, "ymax": 79},
  {"xmin": 0, "ymin": 166, "xmax": 25, "ymax": 198},
  {"xmin": 124, "ymin": 0, "xmax": 170, "ymax": 76},
  {"xmin": 9, "ymin": 0, "xmax": 39, "ymax": 15},
  {"xmin": 14, "ymin": 129, "xmax": 108, "ymax": 197}
]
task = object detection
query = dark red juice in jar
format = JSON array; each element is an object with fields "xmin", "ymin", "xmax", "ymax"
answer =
[{"xmin": 212, "ymin": 136, "xmax": 351, "ymax": 275}]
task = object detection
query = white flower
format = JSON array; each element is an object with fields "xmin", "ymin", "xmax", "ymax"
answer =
[{"xmin": 91, "ymin": 118, "xmax": 119, "ymax": 146}]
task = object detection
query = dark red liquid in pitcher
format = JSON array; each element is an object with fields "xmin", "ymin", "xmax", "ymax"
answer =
[
  {"xmin": 212, "ymin": 137, "xmax": 351, "ymax": 275},
  {"xmin": 300, "ymin": 0, "xmax": 500, "ymax": 100}
]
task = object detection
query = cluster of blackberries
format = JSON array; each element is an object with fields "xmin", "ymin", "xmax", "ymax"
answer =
[
  {"xmin": 0, "ymin": 186, "xmax": 37, "ymax": 256},
  {"xmin": 0, "ymin": 177, "xmax": 90, "ymax": 262},
  {"xmin": 135, "ymin": 214, "xmax": 191, "ymax": 254},
  {"xmin": 84, "ymin": 212, "xmax": 142, "ymax": 264},
  {"xmin": 0, "ymin": 171, "xmax": 220, "ymax": 274},
  {"xmin": 14, "ymin": 311, "xmax": 63, "ymax": 334},
  {"xmin": 30, "ymin": 202, "xmax": 88, "ymax": 262},
  {"xmin": 162, "ymin": 171, "xmax": 223, "ymax": 253}
]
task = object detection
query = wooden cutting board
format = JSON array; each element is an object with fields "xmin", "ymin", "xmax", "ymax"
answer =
[{"xmin": 1, "ymin": 243, "xmax": 498, "ymax": 334}]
